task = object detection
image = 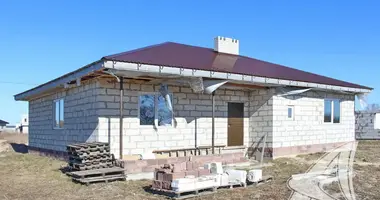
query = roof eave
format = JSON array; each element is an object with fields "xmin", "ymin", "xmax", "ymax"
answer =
[
  {"xmin": 14, "ymin": 60, "xmax": 104, "ymax": 101},
  {"xmin": 103, "ymin": 59, "xmax": 372, "ymax": 94}
]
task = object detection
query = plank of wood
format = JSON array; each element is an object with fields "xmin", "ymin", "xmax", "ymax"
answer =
[
  {"xmin": 70, "ymin": 167, "xmax": 125, "ymax": 177},
  {"xmin": 150, "ymin": 187, "xmax": 216, "ymax": 200},
  {"xmin": 73, "ymin": 175, "xmax": 126, "ymax": 185}
]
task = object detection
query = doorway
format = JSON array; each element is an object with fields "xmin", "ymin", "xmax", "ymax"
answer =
[{"xmin": 227, "ymin": 102, "xmax": 244, "ymax": 146}]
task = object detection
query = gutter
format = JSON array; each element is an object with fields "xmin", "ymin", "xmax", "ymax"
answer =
[{"xmin": 103, "ymin": 60, "xmax": 372, "ymax": 94}]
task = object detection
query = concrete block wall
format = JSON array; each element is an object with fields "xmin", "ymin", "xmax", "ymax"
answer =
[
  {"xmin": 28, "ymin": 80, "xmax": 100, "ymax": 152},
  {"xmin": 248, "ymin": 89, "xmax": 275, "ymax": 148},
  {"xmin": 355, "ymin": 111, "xmax": 380, "ymax": 139},
  {"xmin": 271, "ymin": 91, "xmax": 355, "ymax": 157},
  {"xmin": 96, "ymin": 79, "xmax": 259, "ymax": 158}
]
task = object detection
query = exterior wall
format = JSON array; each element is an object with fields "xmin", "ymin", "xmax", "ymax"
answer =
[
  {"xmin": 271, "ymin": 91, "xmax": 355, "ymax": 157},
  {"xmin": 355, "ymin": 111, "xmax": 380, "ymax": 139},
  {"xmin": 28, "ymin": 80, "xmax": 100, "ymax": 153},
  {"xmin": 27, "ymin": 76, "xmax": 356, "ymax": 160},
  {"xmin": 247, "ymin": 89, "xmax": 275, "ymax": 158},
  {"xmin": 96, "ymin": 79, "xmax": 260, "ymax": 158}
]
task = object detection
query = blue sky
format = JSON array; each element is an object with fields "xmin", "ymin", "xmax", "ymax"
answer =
[{"xmin": 1, "ymin": 1, "xmax": 379, "ymax": 124}]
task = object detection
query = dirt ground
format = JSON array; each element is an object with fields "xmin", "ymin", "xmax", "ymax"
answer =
[{"xmin": 0, "ymin": 135, "xmax": 378, "ymax": 200}]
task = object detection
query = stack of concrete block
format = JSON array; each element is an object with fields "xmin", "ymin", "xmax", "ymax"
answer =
[
  {"xmin": 152, "ymin": 161, "xmax": 211, "ymax": 191},
  {"xmin": 118, "ymin": 152, "xmax": 246, "ymax": 174},
  {"xmin": 224, "ymin": 169, "xmax": 247, "ymax": 185}
]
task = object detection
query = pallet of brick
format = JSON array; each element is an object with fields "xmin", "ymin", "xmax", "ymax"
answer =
[
  {"xmin": 70, "ymin": 167, "xmax": 126, "ymax": 186},
  {"xmin": 151, "ymin": 160, "xmax": 214, "ymax": 199}
]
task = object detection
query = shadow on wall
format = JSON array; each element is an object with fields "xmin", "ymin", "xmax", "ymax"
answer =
[
  {"xmin": 247, "ymin": 90, "xmax": 274, "ymax": 159},
  {"xmin": 98, "ymin": 90, "xmax": 275, "ymax": 159}
]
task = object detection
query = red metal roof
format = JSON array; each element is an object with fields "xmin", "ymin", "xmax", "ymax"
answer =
[{"xmin": 103, "ymin": 42, "xmax": 371, "ymax": 90}]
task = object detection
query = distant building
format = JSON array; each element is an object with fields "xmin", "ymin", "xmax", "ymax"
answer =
[
  {"xmin": 18, "ymin": 114, "xmax": 29, "ymax": 134},
  {"xmin": 355, "ymin": 111, "xmax": 380, "ymax": 139},
  {"xmin": 0, "ymin": 119, "xmax": 9, "ymax": 131}
]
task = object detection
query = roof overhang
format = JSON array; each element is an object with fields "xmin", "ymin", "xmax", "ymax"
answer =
[
  {"xmin": 14, "ymin": 59, "xmax": 372, "ymax": 101},
  {"xmin": 14, "ymin": 61, "xmax": 104, "ymax": 101},
  {"xmin": 103, "ymin": 60, "xmax": 372, "ymax": 94}
]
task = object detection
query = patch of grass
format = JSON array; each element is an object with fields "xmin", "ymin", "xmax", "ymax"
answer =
[
  {"xmin": 296, "ymin": 152, "xmax": 326, "ymax": 161},
  {"xmin": 0, "ymin": 140, "xmax": 380, "ymax": 199}
]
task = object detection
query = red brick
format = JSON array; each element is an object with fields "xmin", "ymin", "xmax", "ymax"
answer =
[
  {"xmin": 152, "ymin": 180, "xmax": 162, "ymax": 189},
  {"xmin": 157, "ymin": 172, "xmax": 165, "ymax": 181},
  {"xmin": 158, "ymin": 159, "xmax": 169, "ymax": 165},
  {"xmin": 186, "ymin": 161, "xmax": 193, "ymax": 171},
  {"xmin": 172, "ymin": 162, "xmax": 186, "ymax": 172},
  {"xmin": 164, "ymin": 172, "xmax": 186, "ymax": 181},
  {"xmin": 142, "ymin": 165, "xmax": 159, "ymax": 172},
  {"xmin": 125, "ymin": 167, "xmax": 143, "ymax": 174},
  {"xmin": 125, "ymin": 160, "xmax": 148, "ymax": 168},
  {"xmin": 185, "ymin": 170, "xmax": 198, "ymax": 177},
  {"xmin": 198, "ymin": 168, "xmax": 211, "ymax": 177},
  {"xmin": 166, "ymin": 157, "xmax": 179, "ymax": 164},
  {"xmin": 146, "ymin": 159, "xmax": 158, "ymax": 166},
  {"xmin": 162, "ymin": 181, "xmax": 172, "ymax": 190}
]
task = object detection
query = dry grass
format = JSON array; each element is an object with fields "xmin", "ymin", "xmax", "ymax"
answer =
[
  {"xmin": 0, "ymin": 140, "xmax": 379, "ymax": 200},
  {"xmin": 0, "ymin": 132, "xmax": 28, "ymax": 144},
  {"xmin": 0, "ymin": 152, "xmax": 310, "ymax": 200}
]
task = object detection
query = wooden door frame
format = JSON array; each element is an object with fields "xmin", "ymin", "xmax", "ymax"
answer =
[{"xmin": 227, "ymin": 102, "xmax": 244, "ymax": 146}]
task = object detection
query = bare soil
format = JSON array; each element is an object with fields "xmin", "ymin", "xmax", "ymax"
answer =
[{"xmin": 0, "ymin": 138, "xmax": 378, "ymax": 200}]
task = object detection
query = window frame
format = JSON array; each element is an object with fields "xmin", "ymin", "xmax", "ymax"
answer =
[
  {"xmin": 53, "ymin": 98, "xmax": 65, "ymax": 129},
  {"xmin": 323, "ymin": 99, "xmax": 341, "ymax": 124},
  {"xmin": 287, "ymin": 105, "xmax": 294, "ymax": 120},
  {"xmin": 138, "ymin": 92, "xmax": 174, "ymax": 127}
]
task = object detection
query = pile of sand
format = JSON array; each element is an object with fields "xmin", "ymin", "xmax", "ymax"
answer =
[{"xmin": 0, "ymin": 139, "xmax": 11, "ymax": 153}]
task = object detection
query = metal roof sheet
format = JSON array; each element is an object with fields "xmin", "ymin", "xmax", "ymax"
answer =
[{"xmin": 104, "ymin": 42, "xmax": 372, "ymax": 90}]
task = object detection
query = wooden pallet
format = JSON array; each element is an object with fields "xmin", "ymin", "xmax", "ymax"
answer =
[
  {"xmin": 150, "ymin": 187, "xmax": 216, "ymax": 200},
  {"xmin": 69, "ymin": 156, "xmax": 113, "ymax": 164},
  {"xmin": 69, "ymin": 162, "xmax": 114, "ymax": 171},
  {"xmin": 70, "ymin": 167, "xmax": 126, "ymax": 185},
  {"xmin": 148, "ymin": 176, "xmax": 273, "ymax": 199},
  {"xmin": 218, "ymin": 182, "xmax": 247, "ymax": 189}
]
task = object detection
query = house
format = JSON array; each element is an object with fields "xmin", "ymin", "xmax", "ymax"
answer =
[
  {"xmin": 0, "ymin": 120, "xmax": 9, "ymax": 131},
  {"xmin": 355, "ymin": 111, "xmax": 380, "ymax": 139},
  {"xmin": 17, "ymin": 114, "xmax": 29, "ymax": 134},
  {"xmin": 14, "ymin": 37, "xmax": 372, "ymax": 161}
]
